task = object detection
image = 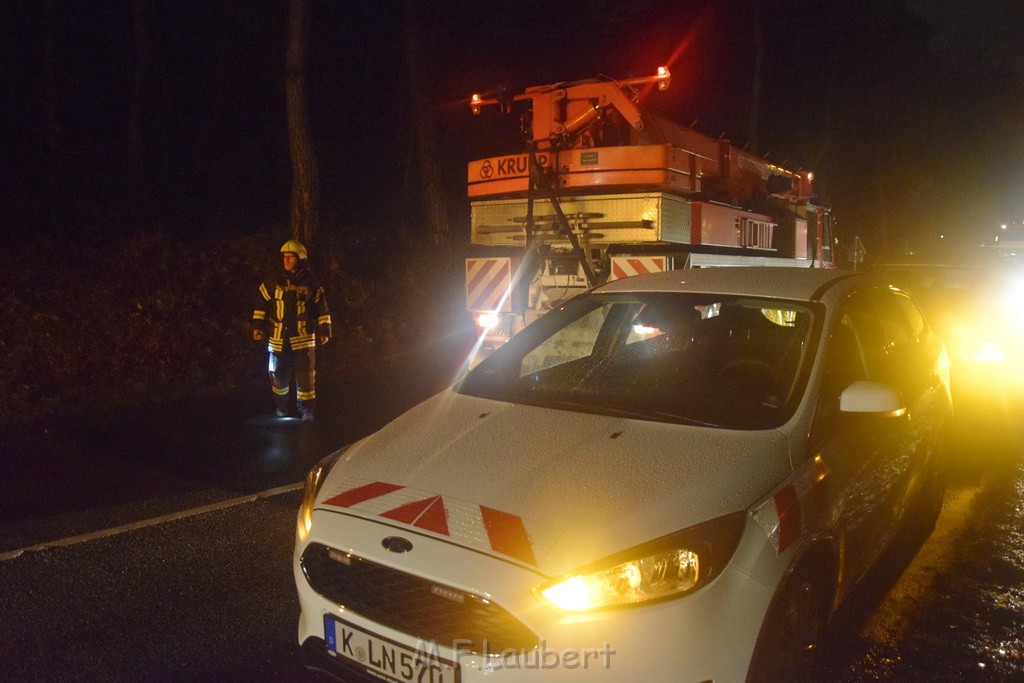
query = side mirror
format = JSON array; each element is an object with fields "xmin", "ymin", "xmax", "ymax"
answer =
[{"xmin": 839, "ymin": 380, "xmax": 906, "ymax": 416}]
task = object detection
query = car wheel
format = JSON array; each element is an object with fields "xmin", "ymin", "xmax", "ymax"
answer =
[{"xmin": 746, "ymin": 564, "xmax": 829, "ymax": 683}]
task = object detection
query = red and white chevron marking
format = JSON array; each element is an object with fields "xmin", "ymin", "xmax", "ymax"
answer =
[
  {"xmin": 751, "ymin": 456, "xmax": 830, "ymax": 555},
  {"xmin": 465, "ymin": 257, "xmax": 513, "ymax": 312},
  {"xmin": 322, "ymin": 479, "xmax": 537, "ymax": 566},
  {"xmin": 607, "ymin": 255, "xmax": 669, "ymax": 282}
]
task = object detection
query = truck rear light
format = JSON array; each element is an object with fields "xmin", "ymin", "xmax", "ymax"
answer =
[
  {"xmin": 475, "ymin": 312, "xmax": 500, "ymax": 330},
  {"xmin": 657, "ymin": 66, "xmax": 671, "ymax": 90}
]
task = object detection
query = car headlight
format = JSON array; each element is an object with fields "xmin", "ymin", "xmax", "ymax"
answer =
[
  {"xmin": 946, "ymin": 328, "xmax": 1005, "ymax": 364},
  {"xmin": 968, "ymin": 340, "xmax": 1004, "ymax": 363},
  {"xmin": 536, "ymin": 512, "xmax": 745, "ymax": 611},
  {"xmin": 296, "ymin": 449, "xmax": 347, "ymax": 542}
]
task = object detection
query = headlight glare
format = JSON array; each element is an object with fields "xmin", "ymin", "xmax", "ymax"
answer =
[
  {"xmin": 541, "ymin": 547, "xmax": 701, "ymax": 611},
  {"xmin": 971, "ymin": 340, "xmax": 1004, "ymax": 363},
  {"xmin": 537, "ymin": 512, "xmax": 744, "ymax": 612}
]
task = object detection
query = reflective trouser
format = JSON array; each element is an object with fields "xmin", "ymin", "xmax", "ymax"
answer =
[{"xmin": 268, "ymin": 341, "xmax": 316, "ymax": 415}]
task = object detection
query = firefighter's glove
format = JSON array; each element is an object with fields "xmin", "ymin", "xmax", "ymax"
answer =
[{"xmin": 252, "ymin": 329, "xmax": 265, "ymax": 342}]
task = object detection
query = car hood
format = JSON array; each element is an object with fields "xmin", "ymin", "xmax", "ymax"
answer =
[{"xmin": 315, "ymin": 389, "xmax": 791, "ymax": 576}]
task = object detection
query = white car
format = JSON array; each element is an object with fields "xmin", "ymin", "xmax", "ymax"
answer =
[{"xmin": 294, "ymin": 267, "xmax": 951, "ymax": 682}]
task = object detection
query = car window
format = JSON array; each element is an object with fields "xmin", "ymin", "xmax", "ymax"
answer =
[
  {"xmin": 457, "ymin": 293, "xmax": 819, "ymax": 430},
  {"xmin": 841, "ymin": 294, "xmax": 890, "ymax": 382},
  {"xmin": 821, "ymin": 312, "xmax": 869, "ymax": 399},
  {"xmin": 809, "ymin": 305, "xmax": 878, "ymax": 449},
  {"xmin": 520, "ymin": 303, "xmax": 617, "ymax": 376},
  {"xmin": 872, "ymin": 290, "xmax": 925, "ymax": 345},
  {"xmin": 894, "ymin": 293, "xmax": 927, "ymax": 340}
]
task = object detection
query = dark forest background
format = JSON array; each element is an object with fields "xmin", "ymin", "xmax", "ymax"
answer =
[{"xmin": 3, "ymin": 0, "xmax": 1023, "ymax": 429}]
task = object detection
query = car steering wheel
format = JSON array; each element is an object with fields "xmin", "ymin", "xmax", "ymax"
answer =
[{"xmin": 716, "ymin": 359, "xmax": 785, "ymax": 397}]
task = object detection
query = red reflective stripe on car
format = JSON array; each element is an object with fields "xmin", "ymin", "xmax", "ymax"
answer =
[
  {"xmin": 323, "ymin": 481, "xmax": 404, "ymax": 508},
  {"xmin": 380, "ymin": 496, "xmax": 451, "ymax": 536},
  {"xmin": 323, "ymin": 479, "xmax": 538, "ymax": 564},
  {"xmin": 480, "ymin": 505, "xmax": 536, "ymax": 566},
  {"xmin": 774, "ymin": 484, "xmax": 802, "ymax": 553}
]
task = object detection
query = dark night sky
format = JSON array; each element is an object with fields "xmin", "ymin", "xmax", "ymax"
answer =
[{"xmin": 4, "ymin": 1, "xmax": 1024, "ymax": 259}]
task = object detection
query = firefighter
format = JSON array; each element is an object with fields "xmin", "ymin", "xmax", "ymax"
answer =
[{"xmin": 251, "ymin": 240, "xmax": 332, "ymax": 422}]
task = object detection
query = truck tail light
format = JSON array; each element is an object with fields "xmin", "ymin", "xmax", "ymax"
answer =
[{"xmin": 475, "ymin": 312, "xmax": 500, "ymax": 330}]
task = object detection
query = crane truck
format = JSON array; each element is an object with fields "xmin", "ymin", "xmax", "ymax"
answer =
[{"xmin": 464, "ymin": 67, "xmax": 837, "ymax": 353}]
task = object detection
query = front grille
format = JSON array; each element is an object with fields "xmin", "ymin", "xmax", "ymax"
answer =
[{"xmin": 301, "ymin": 542, "xmax": 539, "ymax": 654}]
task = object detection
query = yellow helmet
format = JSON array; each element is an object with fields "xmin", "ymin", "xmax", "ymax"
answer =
[{"xmin": 280, "ymin": 239, "xmax": 307, "ymax": 260}]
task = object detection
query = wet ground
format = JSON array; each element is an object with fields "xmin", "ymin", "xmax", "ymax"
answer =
[
  {"xmin": 822, "ymin": 443, "xmax": 1024, "ymax": 681},
  {"xmin": 0, "ymin": 332, "xmax": 475, "ymax": 554}
]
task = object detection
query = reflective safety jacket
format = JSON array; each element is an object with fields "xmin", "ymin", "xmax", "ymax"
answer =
[{"xmin": 252, "ymin": 263, "xmax": 332, "ymax": 352}]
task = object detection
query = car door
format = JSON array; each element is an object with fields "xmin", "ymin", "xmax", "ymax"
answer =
[
  {"xmin": 808, "ymin": 290, "xmax": 915, "ymax": 586},
  {"xmin": 866, "ymin": 287, "xmax": 949, "ymax": 521}
]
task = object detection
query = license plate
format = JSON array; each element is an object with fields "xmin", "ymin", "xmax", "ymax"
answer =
[{"xmin": 324, "ymin": 615, "xmax": 461, "ymax": 683}]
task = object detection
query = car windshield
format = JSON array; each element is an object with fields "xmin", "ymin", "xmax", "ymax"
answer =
[{"xmin": 457, "ymin": 292, "xmax": 819, "ymax": 430}]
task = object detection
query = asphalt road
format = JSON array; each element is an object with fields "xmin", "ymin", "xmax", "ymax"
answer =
[
  {"xmin": 0, "ymin": 489, "xmax": 305, "ymax": 680},
  {"xmin": 2, "ymin": 446, "xmax": 1021, "ymax": 681}
]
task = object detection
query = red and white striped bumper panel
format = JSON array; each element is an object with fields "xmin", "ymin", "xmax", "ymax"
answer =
[{"xmin": 322, "ymin": 479, "xmax": 538, "ymax": 566}]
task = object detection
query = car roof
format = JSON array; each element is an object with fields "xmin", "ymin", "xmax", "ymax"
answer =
[{"xmin": 592, "ymin": 266, "xmax": 861, "ymax": 303}]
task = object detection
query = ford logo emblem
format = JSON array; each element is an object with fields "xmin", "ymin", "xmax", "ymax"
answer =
[{"xmin": 382, "ymin": 536, "xmax": 414, "ymax": 554}]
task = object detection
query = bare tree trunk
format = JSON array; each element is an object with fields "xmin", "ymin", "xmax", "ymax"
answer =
[
  {"xmin": 747, "ymin": 0, "xmax": 763, "ymax": 155},
  {"xmin": 43, "ymin": 0, "xmax": 61, "ymax": 223},
  {"xmin": 130, "ymin": 0, "xmax": 151, "ymax": 214},
  {"xmin": 286, "ymin": 0, "xmax": 319, "ymax": 245},
  {"xmin": 129, "ymin": 0, "xmax": 147, "ymax": 165},
  {"xmin": 403, "ymin": 0, "xmax": 450, "ymax": 256}
]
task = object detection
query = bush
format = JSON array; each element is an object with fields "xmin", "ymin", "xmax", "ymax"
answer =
[{"xmin": 1, "ymin": 230, "xmax": 465, "ymax": 431}]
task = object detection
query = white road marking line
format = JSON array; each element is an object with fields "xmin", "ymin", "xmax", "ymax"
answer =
[{"xmin": 0, "ymin": 482, "xmax": 303, "ymax": 562}]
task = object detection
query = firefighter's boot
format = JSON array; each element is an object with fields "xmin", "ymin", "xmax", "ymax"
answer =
[
  {"xmin": 275, "ymin": 396, "xmax": 291, "ymax": 418},
  {"xmin": 273, "ymin": 383, "xmax": 293, "ymax": 417},
  {"xmin": 298, "ymin": 399, "xmax": 315, "ymax": 423}
]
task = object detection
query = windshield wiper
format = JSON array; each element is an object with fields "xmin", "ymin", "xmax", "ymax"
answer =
[{"xmin": 544, "ymin": 399, "xmax": 720, "ymax": 428}]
